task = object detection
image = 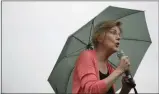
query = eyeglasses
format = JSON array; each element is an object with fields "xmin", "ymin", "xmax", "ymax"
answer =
[{"xmin": 108, "ymin": 29, "xmax": 122, "ymax": 37}]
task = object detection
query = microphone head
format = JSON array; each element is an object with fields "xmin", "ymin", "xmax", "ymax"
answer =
[{"xmin": 117, "ymin": 50, "xmax": 125, "ymax": 59}]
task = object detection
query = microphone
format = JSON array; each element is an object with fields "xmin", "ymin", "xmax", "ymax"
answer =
[{"xmin": 117, "ymin": 50, "xmax": 136, "ymax": 88}]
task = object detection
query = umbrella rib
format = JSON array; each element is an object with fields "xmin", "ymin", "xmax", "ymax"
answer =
[
  {"xmin": 66, "ymin": 46, "xmax": 86, "ymax": 57},
  {"xmin": 65, "ymin": 67, "xmax": 75, "ymax": 93},
  {"xmin": 88, "ymin": 20, "xmax": 93, "ymax": 43},
  {"xmin": 55, "ymin": 46, "xmax": 85, "ymax": 66},
  {"xmin": 89, "ymin": 18, "xmax": 95, "ymax": 43},
  {"xmin": 108, "ymin": 60, "xmax": 117, "ymax": 69},
  {"xmin": 116, "ymin": 11, "xmax": 143, "ymax": 20},
  {"xmin": 56, "ymin": 46, "xmax": 86, "ymax": 68},
  {"xmin": 121, "ymin": 38, "xmax": 151, "ymax": 43},
  {"xmin": 72, "ymin": 36, "xmax": 87, "ymax": 45},
  {"xmin": 67, "ymin": 54, "xmax": 80, "ymax": 58}
]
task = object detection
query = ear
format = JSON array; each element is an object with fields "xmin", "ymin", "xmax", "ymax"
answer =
[{"xmin": 97, "ymin": 32, "xmax": 105, "ymax": 44}]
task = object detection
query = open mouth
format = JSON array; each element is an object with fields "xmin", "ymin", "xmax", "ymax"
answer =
[{"xmin": 116, "ymin": 43, "xmax": 120, "ymax": 47}]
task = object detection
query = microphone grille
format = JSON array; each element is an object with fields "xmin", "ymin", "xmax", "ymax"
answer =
[{"xmin": 117, "ymin": 50, "xmax": 125, "ymax": 59}]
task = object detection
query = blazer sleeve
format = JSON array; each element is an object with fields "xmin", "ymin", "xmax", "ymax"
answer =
[{"xmin": 76, "ymin": 50, "xmax": 107, "ymax": 93}]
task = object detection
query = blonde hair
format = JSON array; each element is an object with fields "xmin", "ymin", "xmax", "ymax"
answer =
[{"xmin": 92, "ymin": 20, "xmax": 122, "ymax": 48}]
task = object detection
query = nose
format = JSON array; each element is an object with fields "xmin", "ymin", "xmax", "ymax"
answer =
[{"xmin": 116, "ymin": 35, "xmax": 121, "ymax": 41}]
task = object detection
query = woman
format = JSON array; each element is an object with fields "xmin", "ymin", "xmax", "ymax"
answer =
[{"xmin": 72, "ymin": 20, "xmax": 132, "ymax": 94}]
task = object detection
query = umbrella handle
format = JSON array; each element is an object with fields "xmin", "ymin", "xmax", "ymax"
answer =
[
  {"xmin": 124, "ymin": 76, "xmax": 138, "ymax": 94},
  {"xmin": 133, "ymin": 87, "xmax": 138, "ymax": 94},
  {"xmin": 125, "ymin": 81, "xmax": 138, "ymax": 94},
  {"xmin": 128, "ymin": 82, "xmax": 138, "ymax": 94}
]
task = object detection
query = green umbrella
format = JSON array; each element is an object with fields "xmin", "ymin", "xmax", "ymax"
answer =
[{"xmin": 48, "ymin": 6, "xmax": 151, "ymax": 93}]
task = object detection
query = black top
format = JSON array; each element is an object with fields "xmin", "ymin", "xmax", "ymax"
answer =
[{"xmin": 99, "ymin": 71, "xmax": 115, "ymax": 94}]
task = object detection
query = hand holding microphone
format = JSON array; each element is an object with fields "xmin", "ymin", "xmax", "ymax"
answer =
[
  {"xmin": 117, "ymin": 50, "xmax": 136, "ymax": 88},
  {"xmin": 117, "ymin": 55, "xmax": 130, "ymax": 73}
]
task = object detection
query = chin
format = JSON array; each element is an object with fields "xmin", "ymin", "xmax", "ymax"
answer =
[
  {"xmin": 113, "ymin": 48, "xmax": 119, "ymax": 52},
  {"xmin": 109, "ymin": 47, "xmax": 119, "ymax": 53}
]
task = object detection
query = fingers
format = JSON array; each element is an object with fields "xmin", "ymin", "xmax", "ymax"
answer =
[
  {"xmin": 122, "ymin": 56, "xmax": 130, "ymax": 64},
  {"xmin": 121, "ymin": 56, "xmax": 128, "ymax": 60},
  {"xmin": 118, "ymin": 56, "xmax": 131, "ymax": 73},
  {"xmin": 121, "ymin": 56, "xmax": 130, "ymax": 71},
  {"xmin": 125, "ymin": 59, "xmax": 130, "ymax": 66}
]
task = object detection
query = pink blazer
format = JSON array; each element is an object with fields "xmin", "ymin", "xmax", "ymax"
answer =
[{"xmin": 72, "ymin": 50, "xmax": 115, "ymax": 94}]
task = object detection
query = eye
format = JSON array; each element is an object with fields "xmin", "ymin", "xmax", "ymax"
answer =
[
  {"xmin": 109, "ymin": 29, "xmax": 121, "ymax": 37},
  {"xmin": 109, "ymin": 29, "xmax": 117, "ymax": 35}
]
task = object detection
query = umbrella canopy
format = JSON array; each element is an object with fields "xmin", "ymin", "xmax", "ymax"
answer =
[{"xmin": 48, "ymin": 6, "xmax": 151, "ymax": 93}]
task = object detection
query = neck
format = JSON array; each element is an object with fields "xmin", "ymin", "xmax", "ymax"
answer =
[{"xmin": 94, "ymin": 46, "xmax": 113, "ymax": 63}]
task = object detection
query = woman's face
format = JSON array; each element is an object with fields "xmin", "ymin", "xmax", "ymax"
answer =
[{"xmin": 98, "ymin": 26, "xmax": 121, "ymax": 52}]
